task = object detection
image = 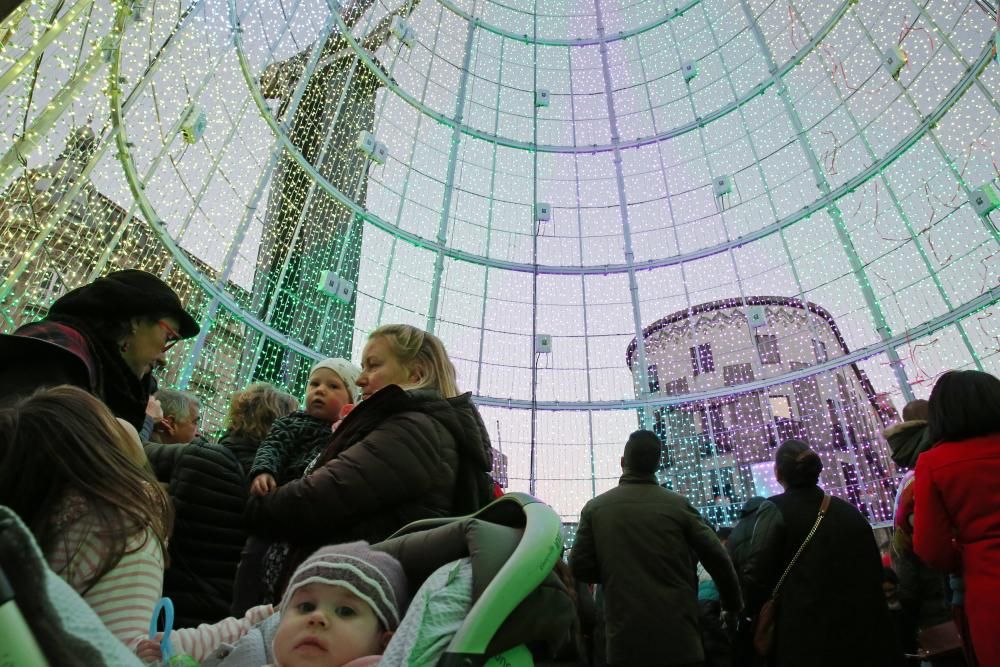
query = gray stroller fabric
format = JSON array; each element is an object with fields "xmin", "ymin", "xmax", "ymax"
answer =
[
  {"xmin": 0, "ymin": 505, "xmax": 143, "ymax": 667},
  {"xmin": 204, "ymin": 612, "xmax": 281, "ymax": 667}
]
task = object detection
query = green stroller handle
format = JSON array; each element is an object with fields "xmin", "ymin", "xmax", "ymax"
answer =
[{"xmin": 438, "ymin": 493, "xmax": 563, "ymax": 665}]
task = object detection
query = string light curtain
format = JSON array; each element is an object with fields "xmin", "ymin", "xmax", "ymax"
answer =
[{"xmin": 0, "ymin": 0, "xmax": 998, "ymax": 522}]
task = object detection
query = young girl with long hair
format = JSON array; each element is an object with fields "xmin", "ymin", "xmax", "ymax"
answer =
[{"xmin": 0, "ymin": 385, "xmax": 172, "ymax": 644}]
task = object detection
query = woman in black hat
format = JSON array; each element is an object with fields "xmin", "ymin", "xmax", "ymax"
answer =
[{"xmin": 0, "ymin": 269, "xmax": 199, "ymax": 430}]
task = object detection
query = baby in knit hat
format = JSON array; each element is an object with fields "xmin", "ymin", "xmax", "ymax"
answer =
[
  {"xmin": 250, "ymin": 358, "xmax": 362, "ymax": 496},
  {"xmin": 270, "ymin": 542, "xmax": 409, "ymax": 667}
]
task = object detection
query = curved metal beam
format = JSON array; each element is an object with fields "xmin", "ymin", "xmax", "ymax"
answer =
[
  {"xmin": 471, "ymin": 287, "xmax": 999, "ymax": 411},
  {"xmin": 249, "ymin": 0, "xmax": 852, "ymax": 154},
  {"xmin": 434, "ymin": 0, "xmax": 699, "ymax": 46},
  {"xmin": 230, "ymin": 33, "xmax": 993, "ymax": 276}
]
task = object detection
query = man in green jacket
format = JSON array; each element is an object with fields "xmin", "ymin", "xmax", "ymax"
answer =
[{"xmin": 571, "ymin": 430, "xmax": 743, "ymax": 667}]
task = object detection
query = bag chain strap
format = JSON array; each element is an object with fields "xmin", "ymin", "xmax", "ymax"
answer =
[{"xmin": 770, "ymin": 493, "xmax": 831, "ymax": 599}]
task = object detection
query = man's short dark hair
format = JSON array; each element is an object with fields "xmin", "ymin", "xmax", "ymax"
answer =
[
  {"xmin": 624, "ymin": 430, "xmax": 662, "ymax": 474},
  {"xmin": 928, "ymin": 370, "xmax": 1000, "ymax": 443}
]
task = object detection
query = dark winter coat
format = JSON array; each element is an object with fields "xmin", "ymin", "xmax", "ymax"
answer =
[
  {"xmin": 884, "ymin": 420, "xmax": 950, "ymax": 634},
  {"xmin": 0, "ymin": 320, "xmax": 154, "ymax": 430},
  {"xmin": 570, "ymin": 473, "xmax": 742, "ymax": 666},
  {"xmin": 885, "ymin": 420, "xmax": 934, "ymax": 469},
  {"xmin": 742, "ymin": 485, "xmax": 902, "ymax": 667},
  {"xmin": 248, "ymin": 411, "xmax": 332, "ymax": 485},
  {"xmin": 219, "ymin": 430, "xmax": 262, "ymax": 478},
  {"xmin": 144, "ymin": 440, "xmax": 248, "ymax": 627},
  {"xmin": 244, "ymin": 385, "xmax": 493, "ymax": 563},
  {"xmin": 727, "ymin": 495, "xmax": 765, "ymax": 574}
]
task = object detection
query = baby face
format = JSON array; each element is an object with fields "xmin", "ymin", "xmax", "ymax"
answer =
[
  {"xmin": 274, "ymin": 583, "xmax": 386, "ymax": 667},
  {"xmin": 305, "ymin": 368, "xmax": 353, "ymax": 422}
]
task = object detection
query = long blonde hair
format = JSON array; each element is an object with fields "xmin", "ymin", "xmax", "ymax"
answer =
[{"xmin": 369, "ymin": 324, "xmax": 459, "ymax": 398}]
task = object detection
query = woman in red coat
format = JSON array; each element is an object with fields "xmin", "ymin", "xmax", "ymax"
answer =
[{"xmin": 914, "ymin": 369, "xmax": 1000, "ymax": 667}]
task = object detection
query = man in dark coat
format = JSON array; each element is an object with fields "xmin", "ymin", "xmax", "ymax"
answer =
[
  {"xmin": 144, "ymin": 389, "xmax": 248, "ymax": 627},
  {"xmin": 570, "ymin": 430, "xmax": 743, "ymax": 667}
]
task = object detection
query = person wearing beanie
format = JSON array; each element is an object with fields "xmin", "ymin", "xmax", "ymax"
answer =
[
  {"xmin": 233, "ymin": 358, "xmax": 362, "ymax": 612},
  {"xmin": 0, "ymin": 269, "xmax": 199, "ymax": 430},
  {"xmin": 270, "ymin": 542, "xmax": 407, "ymax": 667},
  {"xmin": 249, "ymin": 357, "xmax": 362, "ymax": 496}
]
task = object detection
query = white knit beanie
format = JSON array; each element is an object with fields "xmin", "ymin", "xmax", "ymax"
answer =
[{"xmin": 309, "ymin": 358, "xmax": 362, "ymax": 403}]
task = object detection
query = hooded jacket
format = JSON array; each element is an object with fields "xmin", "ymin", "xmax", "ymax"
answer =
[
  {"xmin": 883, "ymin": 420, "xmax": 950, "ymax": 632},
  {"xmin": 245, "ymin": 385, "xmax": 493, "ymax": 550},
  {"xmin": 218, "ymin": 430, "xmax": 261, "ymax": 478},
  {"xmin": 884, "ymin": 420, "xmax": 933, "ymax": 469}
]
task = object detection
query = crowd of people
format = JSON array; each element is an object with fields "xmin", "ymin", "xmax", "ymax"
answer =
[{"xmin": 0, "ymin": 269, "xmax": 998, "ymax": 667}]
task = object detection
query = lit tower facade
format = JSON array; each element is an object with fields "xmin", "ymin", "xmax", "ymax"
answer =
[{"xmin": 627, "ymin": 297, "xmax": 899, "ymax": 525}]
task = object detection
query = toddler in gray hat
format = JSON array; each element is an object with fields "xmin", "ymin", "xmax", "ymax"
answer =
[{"xmin": 270, "ymin": 542, "xmax": 409, "ymax": 667}]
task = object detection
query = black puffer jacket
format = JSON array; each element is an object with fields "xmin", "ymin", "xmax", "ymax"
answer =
[
  {"xmin": 245, "ymin": 385, "xmax": 493, "ymax": 551},
  {"xmin": 144, "ymin": 440, "xmax": 248, "ymax": 627},
  {"xmin": 219, "ymin": 430, "xmax": 261, "ymax": 478}
]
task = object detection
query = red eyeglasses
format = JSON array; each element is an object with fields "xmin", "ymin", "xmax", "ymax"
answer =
[{"xmin": 157, "ymin": 320, "xmax": 182, "ymax": 351}]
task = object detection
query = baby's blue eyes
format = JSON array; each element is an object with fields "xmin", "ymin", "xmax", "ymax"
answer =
[
  {"xmin": 335, "ymin": 606, "xmax": 356, "ymax": 618},
  {"xmin": 296, "ymin": 601, "xmax": 316, "ymax": 613}
]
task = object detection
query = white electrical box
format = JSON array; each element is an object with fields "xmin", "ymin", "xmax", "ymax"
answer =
[
  {"xmin": 535, "ymin": 202, "xmax": 551, "ymax": 222},
  {"xmin": 180, "ymin": 105, "xmax": 207, "ymax": 144},
  {"xmin": 970, "ymin": 184, "xmax": 1000, "ymax": 216},
  {"xmin": 372, "ymin": 141, "xmax": 389, "ymax": 165},
  {"xmin": 534, "ymin": 334, "xmax": 552, "ymax": 354},
  {"xmin": 884, "ymin": 46, "xmax": 907, "ymax": 79},
  {"xmin": 681, "ymin": 60, "xmax": 698, "ymax": 82},
  {"xmin": 390, "ymin": 15, "xmax": 415, "ymax": 47},
  {"xmin": 318, "ymin": 270, "xmax": 355, "ymax": 305},
  {"xmin": 713, "ymin": 175, "xmax": 733, "ymax": 197},
  {"xmin": 746, "ymin": 305, "xmax": 768, "ymax": 329},
  {"xmin": 535, "ymin": 88, "xmax": 550, "ymax": 107},
  {"xmin": 356, "ymin": 130, "xmax": 376, "ymax": 153},
  {"xmin": 334, "ymin": 276, "xmax": 355, "ymax": 304}
]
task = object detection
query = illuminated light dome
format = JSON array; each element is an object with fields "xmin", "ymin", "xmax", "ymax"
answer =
[{"xmin": 1, "ymin": 0, "xmax": 998, "ymax": 522}]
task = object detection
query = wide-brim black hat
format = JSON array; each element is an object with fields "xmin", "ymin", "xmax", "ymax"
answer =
[{"xmin": 47, "ymin": 270, "xmax": 200, "ymax": 338}]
